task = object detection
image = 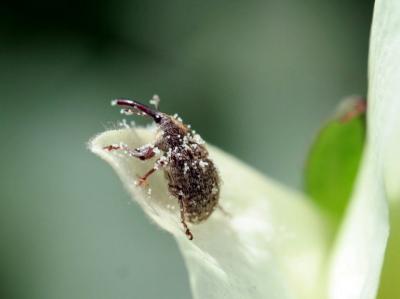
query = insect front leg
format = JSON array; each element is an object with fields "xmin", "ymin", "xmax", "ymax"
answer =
[
  {"xmin": 178, "ymin": 196, "xmax": 194, "ymax": 240},
  {"xmin": 137, "ymin": 156, "xmax": 167, "ymax": 187},
  {"xmin": 103, "ymin": 144, "xmax": 156, "ymax": 160}
]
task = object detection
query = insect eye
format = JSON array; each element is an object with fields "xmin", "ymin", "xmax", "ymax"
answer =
[{"xmin": 155, "ymin": 115, "xmax": 162, "ymax": 123}]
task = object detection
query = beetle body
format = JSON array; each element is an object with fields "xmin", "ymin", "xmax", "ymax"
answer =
[
  {"xmin": 157, "ymin": 116, "xmax": 220, "ymax": 223},
  {"xmin": 105, "ymin": 98, "xmax": 220, "ymax": 239}
]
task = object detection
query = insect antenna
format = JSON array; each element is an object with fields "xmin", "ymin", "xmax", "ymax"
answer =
[{"xmin": 112, "ymin": 98, "xmax": 162, "ymax": 123}]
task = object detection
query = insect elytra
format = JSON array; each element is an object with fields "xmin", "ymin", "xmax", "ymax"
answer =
[{"xmin": 104, "ymin": 96, "xmax": 221, "ymax": 240}]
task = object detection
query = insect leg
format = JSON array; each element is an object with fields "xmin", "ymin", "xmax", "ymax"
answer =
[
  {"xmin": 217, "ymin": 205, "xmax": 231, "ymax": 218},
  {"xmin": 103, "ymin": 144, "xmax": 156, "ymax": 160},
  {"xmin": 137, "ymin": 156, "xmax": 166, "ymax": 186},
  {"xmin": 137, "ymin": 168, "xmax": 157, "ymax": 186},
  {"xmin": 178, "ymin": 197, "xmax": 194, "ymax": 240}
]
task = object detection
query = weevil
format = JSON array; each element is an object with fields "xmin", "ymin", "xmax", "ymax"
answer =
[{"xmin": 104, "ymin": 97, "xmax": 220, "ymax": 240}]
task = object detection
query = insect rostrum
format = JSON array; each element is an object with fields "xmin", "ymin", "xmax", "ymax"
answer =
[{"xmin": 103, "ymin": 98, "xmax": 221, "ymax": 240}]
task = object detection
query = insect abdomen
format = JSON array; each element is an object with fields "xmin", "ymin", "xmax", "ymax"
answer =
[{"xmin": 167, "ymin": 157, "xmax": 220, "ymax": 223}]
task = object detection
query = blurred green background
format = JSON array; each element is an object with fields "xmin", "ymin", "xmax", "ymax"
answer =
[{"xmin": 0, "ymin": 1, "xmax": 373, "ymax": 298}]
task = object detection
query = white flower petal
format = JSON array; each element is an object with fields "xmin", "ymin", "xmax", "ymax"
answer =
[
  {"xmin": 89, "ymin": 126, "xmax": 329, "ymax": 299},
  {"xmin": 369, "ymin": 0, "xmax": 400, "ymax": 297},
  {"xmin": 369, "ymin": 0, "xmax": 400, "ymax": 203},
  {"xmin": 327, "ymin": 0, "xmax": 400, "ymax": 298}
]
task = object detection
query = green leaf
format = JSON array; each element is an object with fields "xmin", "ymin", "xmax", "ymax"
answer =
[{"xmin": 304, "ymin": 98, "xmax": 366, "ymax": 219}]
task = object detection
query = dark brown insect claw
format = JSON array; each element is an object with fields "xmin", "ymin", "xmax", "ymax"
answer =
[
  {"xmin": 103, "ymin": 145, "xmax": 120, "ymax": 151},
  {"xmin": 185, "ymin": 229, "xmax": 193, "ymax": 240}
]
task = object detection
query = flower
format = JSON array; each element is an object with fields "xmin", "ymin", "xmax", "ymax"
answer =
[{"xmin": 88, "ymin": 0, "xmax": 400, "ymax": 298}]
